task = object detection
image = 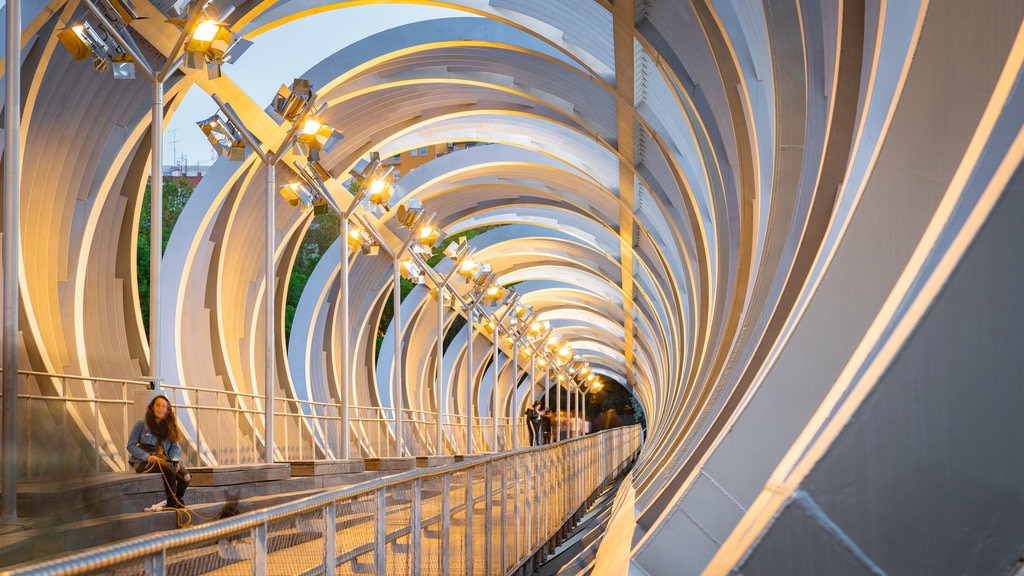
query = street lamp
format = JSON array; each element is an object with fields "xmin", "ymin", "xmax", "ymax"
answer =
[
  {"xmin": 486, "ymin": 291, "xmax": 520, "ymax": 451},
  {"xmin": 209, "ymin": 77, "xmax": 339, "ymax": 464},
  {"xmin": 292, "ymin": 153, "xmax": 391, "ymax": 460},
  {"xmin": 456, "ymin": 256, "xmax": 500, "ymax": 455},
  {"xmin": 59, "ymin": 0, "xmax": 249, "ymax": 390}
]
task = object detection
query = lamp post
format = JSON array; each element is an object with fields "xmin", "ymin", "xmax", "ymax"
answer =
[
  {"xmin": 353, "ymin": 205, "xmax": 425, "ymax": 458},
  {"xmin": 2, "ymin": 0, "xmax": 21, "ymax": 524},
  {"xmin": 487, "ymin": 292, "xmax": 518, "ymax": 451},
  {"xmin": 292, "ymin": 156, "xmax": 391, "ymax": 460},
  {"xmin": 211, "ymin": 85, "xmax": 323, "ymax": 464},
  {"xmin": 67, "ymin": 0, "xmax": 232, "ymax": 389},
  {"xmin": 426, "ymin": 243, "xmax": 471, "ymax": 456},
  {"xmin": 460, "ymin": 274, "xmax": 499, "ymax": 455}
]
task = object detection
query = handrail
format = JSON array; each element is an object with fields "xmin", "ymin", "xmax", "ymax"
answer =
[{"xmin": 7, "ymin": 426, "xmax": 643, "ymax": 576}]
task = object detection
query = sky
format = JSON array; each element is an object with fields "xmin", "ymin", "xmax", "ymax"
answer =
[{"xmin": 165, "ymin": 3, "xmax": 472, "ymax": 168}]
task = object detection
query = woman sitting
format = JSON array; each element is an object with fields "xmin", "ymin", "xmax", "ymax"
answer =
[{"xmin": 127, "ymin": 394, "xmax": 192, "ymax": 509}]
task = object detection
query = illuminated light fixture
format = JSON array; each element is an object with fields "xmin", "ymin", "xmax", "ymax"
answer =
[
  {"xmin": 527, "ymin": 320, "xmax": 550, "ymax": 341},
  {"xmin": 196, "ymin": 112, "xmax": 247, "ymax": 160},
  {"xmin": 545, "ymin": 335, "xmax": 563, "ymax": 354},
  {"xmin": 483, "ymin": 319, "xmax": 496, "ymax": 334},
  {"xmin": 511, "ymin": 303, "xmax": 533, "ymax": 325},
  {"xmin": 457, "ymin": 259, "xmax": 481, "ymax": 282},
  {"xmin": 557, "ymin": 374, "xmax": 566, "ymax": 383},
  {"xmin": 57, "ymin": 21, "xmax": 135, "ymax": 78},
  {"xmin": 557, "ymin": 343, "xmax": 574, "ymax": 361},
  {"xmin": 399, "ymin": 258, "xmax": 426, "ymax": 284},
  {"xmin": 537, "ymin": 356, "xmax": 548, "ymax": 368},
  {"xmin": 481, "ymin": 284, "xmax": 508, "ymax": 307},
  {"xmin": 366, "ymin": 177, "xmax": 394, "ymax": 211},
  {"xmin": 279, "ymin": 182, "xmax": 317, "ymax": 210},
  {"xmin": 350, "ymin": 153, "xmax": 396, "ymax": 213},
  {"xmin": 178, "ymin": 14, "xmax": 251, "ymax": 79},
  {"xmin": 396, "ymin": 198, "xmax": 424, "ymax": 228},
  {"xmin": 272, "ymin": 78, "xmax": 314, "ymax": 122},
  {"xmin": 347, "ymin": 224, "xmax": 379, "ymax": 256},
  {"xmin": 295, "ymin": 115, "xmax": 343, "ymax": 162}
]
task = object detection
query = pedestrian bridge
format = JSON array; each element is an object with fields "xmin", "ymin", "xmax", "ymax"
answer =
[
  {"xmin": 1, "ymin": 0, "xmax": 1023, "ymax": 574},
  {"xmin": 5, "ymin": 427, "xmax": 641, "ymax": 575}
]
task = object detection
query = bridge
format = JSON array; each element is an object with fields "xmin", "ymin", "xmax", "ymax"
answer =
[{"xmin": 0, "ymin": 1, "xmax": 1022, "ymax": 575}]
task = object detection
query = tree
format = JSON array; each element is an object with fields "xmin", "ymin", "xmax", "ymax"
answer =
[{"xmin": 137, "ymin": 176, "xmax": 193, "ymax": 334}]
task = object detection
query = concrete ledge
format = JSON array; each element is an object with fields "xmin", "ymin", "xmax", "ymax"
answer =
[
  {"xmin": 188, "ymin": 464, "xmax": 291, "ymax": 487},
  {"xmin": 286, "ymin": 460, "xmax": 366, "ymax": 476},
  {"xmin": 416, "ymin": 455, "xmax": 455, "ymax": 467},
  {"xmin": 363, "ymin": 457, "xmax": 417, "ymax": 472}
]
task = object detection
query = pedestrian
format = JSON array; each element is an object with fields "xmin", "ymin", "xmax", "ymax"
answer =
[
  {"xmin": 127, "ymin": 395, "xmax": 192, "ymax": 510},
  {"xmin": 526, "ymin": 401, "xmax": 544, "ymax": 445}
]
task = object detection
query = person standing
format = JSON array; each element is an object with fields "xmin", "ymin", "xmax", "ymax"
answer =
[
  {"xmin": 526, "ymin": 401, "xmax": 544, "ymax": 445},
  {"xmin": 127, "ymin": 395, "xmax": 192, "ymax": 509}
]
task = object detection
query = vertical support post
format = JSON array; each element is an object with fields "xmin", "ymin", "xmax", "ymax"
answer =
[
  {"xmin": 465, "ymin": 467, "xmax": 474, "ymax": 573},
  {"xmin": 499, "ymin": 459, "xmax": 508, "ymax": 570},
  {"xmin": 323, "ymin": 502, "xmax": 337, "ymax": 576},
  {"xmin": 340, "ymin": 217, "xmax": 350, "ymax": 460},
  {"xmin": 441, "ymin": 473, "xmax": 451, "ymax": 574},
  {"xmin": 375, "ymin": 487, "xmax": 386, "ymax": 576},
  {"xmin": 392, "ymin": 258, "xmax": 404, "ymax": 457},
  {"xmin": 555, "ymin": 378, "xmax": 561, "ymax": 443},
  {"xmin": 2, "ymin": 0, "xmax": 21, "ymax": 523},
  {"xmin": 264, "ymin": 163, "xmax": 275, "ymax": 464},
  {"xmin": 484, "ymin": 460, "xmax": 493, "ymax": 575},
  {"xmin": 411, "ymin": 477, "xmax": 422, "ymax": 575},
  {"xmin": 436, "ymin": 289, "xmax": 445, "ymax": 455},
  {"xmin": 492, "ymin": 325, "xmax": 499, "ymax": 451},
  {"xmin": 150, "ymin": 81, "xmax": 163, "ymax": 388},
  {"xmin": 465, "ymin": 311, "xmax": 474, "ymax": 454},
  {"xmin": 254, "ymin": 522, "xmax": 268, "ymax": 576},
  {"xmin": 511, "ymin": 338, "xmax": 518, "ymax": 449},
  {"xmin": 144, "ymin": 549, "xmax": 165, "ymax": 575}
]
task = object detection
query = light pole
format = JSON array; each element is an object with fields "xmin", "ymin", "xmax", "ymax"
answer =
[
  {"xmin": 63, "ymin": 0, "xmax": 242, "ymax": 389},
  {"xmin": 425, "ymin": 243, "xmax": 471, "ymax": 456},
  {"xmin": 489, "ymin": 292, "xmax": 519, "ymax": 451},
  {"xmin": 458, "ymin": 271, "xmax": 499, "ymax": 455},
  {"xmin": 211, "ymin": 82, "xmax": 325, "ymax": 464},
  {"xmin": 2, "ymin": 0, "xmax": 21, "ymax": 524},
  {"xmin": 353, "ymin": 204, "xmax": 428, "ymax": 458},
  {"xmin": 292, "ymin": 156, "xmax": 391, "ymax": 460}
]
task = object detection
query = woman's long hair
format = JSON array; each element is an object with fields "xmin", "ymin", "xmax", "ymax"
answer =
[{"xmin": 144, "ymin": 395, "xmax": 181, "ymax": 443}]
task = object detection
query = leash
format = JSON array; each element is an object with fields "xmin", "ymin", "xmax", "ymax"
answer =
[{"xmin": 140, "ymin": 458, "xmax": 222, "ymax": 527}]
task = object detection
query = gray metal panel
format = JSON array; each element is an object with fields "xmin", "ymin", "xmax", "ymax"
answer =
[
  {"xmin": 635, "ymin": 505, "xmax": 721, "ymax": 576},
  {"xmin": 738, "ymin": 503, "xmax": 875, "ymax": 576},
  {"xmin": 804, "ymin": 167, "xmax": 1024, "ymax": 576}
]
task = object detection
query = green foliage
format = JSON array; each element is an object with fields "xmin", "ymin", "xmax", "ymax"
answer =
[
  {"xmin": 137, "ymin": 177, "xmax": 194, "ymax": 334},
  {"xmin": 285, "ymin": 210, "xmax": 340, "ymax": 341}
]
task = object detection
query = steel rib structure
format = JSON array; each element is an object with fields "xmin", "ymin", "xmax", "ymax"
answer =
[{"xmin": 3, "ymin": 0, "xmax": 1023, "ymax": 573}]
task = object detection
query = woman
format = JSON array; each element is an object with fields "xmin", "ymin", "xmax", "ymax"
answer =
[{"xmin": 127, "ymin": 395, "xmax": 192, "ymax": 509}]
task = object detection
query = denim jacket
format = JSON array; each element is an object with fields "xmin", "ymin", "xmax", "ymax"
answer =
[{"xmin": 126, "ymin": 419, "xmax": 182, "ymax": 464}]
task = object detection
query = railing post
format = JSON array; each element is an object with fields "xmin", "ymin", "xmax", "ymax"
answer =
[
  {"xmin": 144, "ymin": 548, "xmax": 165, "ymax": 576},
  {"xmin": 442, "ymin": 473, "xmax": 451, "ymax": 574},
  {"xmin": 323, "ymin": 502, "xmax": 336, "ymax": 576},
  {"xmin": 376, "ymin": 487, "xmax": 386, "ymax": 575},
  {"xmin": 254, "ymin": 522, "xmax": 268, "ymax": 576},
  {"xmin": 412, "ymin": 477, "xmax": 422, "ymax": 575},
  {"xmin": 485, "ymin": 460, "xmax": 493, "ymax": 575},
  {"xmin": 514, "ymin": 461, "xmax": 521, "ymax": 562},
  {"xmin": 465, "ymin": 467, "xmax": 474, "ymax": 573},
  {"xmin": 499, "ymin": 459, "xmax": 507, "ymax": 571}
]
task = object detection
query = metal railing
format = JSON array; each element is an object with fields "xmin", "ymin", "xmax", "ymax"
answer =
[
  {"xmin": 0, "ymin": 371, "xmax": 536, "ymax": 475},
  {"xmin": 8, "ymin": 426, "xmax": 642, "ymax": 576}
]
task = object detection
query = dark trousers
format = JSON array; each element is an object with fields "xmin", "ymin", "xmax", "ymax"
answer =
[
  {"xmin": 135, "ymin": 459, "xmax": 189, "ymax": 504},
  {"xmin": 529, "ymin": 420, "xmax": 543, "ymax": 445}
]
